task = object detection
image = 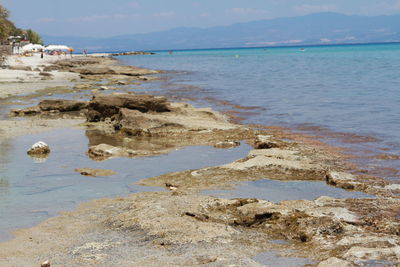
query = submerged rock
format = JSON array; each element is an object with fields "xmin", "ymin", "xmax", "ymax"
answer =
[
  {"xmin": 317, "ymin": 257, "xmax": 352, "ymax": 267},
  {"xmin": 75, "ymin": 168, "xmax": 116, "ymax": 177},
  {"xmin": 27, "ymin": 141, "xmax": 50, "ymax": 156},
  {"xmin": 87, "ymin": 144, "xmax": 138, "ymax": 161},
  {"xmin": 213, "ymin": 141, "xmax": 240, "ymax": 149}
]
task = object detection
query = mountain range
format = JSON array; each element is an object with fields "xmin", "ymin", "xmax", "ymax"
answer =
[{"xmin": 42, "ymin": 12, "xmax": 400, "ymax": 52}]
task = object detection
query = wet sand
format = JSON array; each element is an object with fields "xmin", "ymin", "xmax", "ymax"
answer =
[{"xmin": 0, "ymin": 54, "xmax": 399, "ymax": 266}]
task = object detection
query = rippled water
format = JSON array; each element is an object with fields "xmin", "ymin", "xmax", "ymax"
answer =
[{"xmin": 121, "ymin": 43, "xmax": 400, "ymax": 181}]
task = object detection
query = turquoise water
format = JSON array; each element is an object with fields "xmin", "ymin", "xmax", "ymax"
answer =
[{"xmin": 121, "ymin": 43, "xmax": 400, "ymax": 180}]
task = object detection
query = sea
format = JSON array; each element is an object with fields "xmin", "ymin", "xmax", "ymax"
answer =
[
  {"xmin": 0, "ymin": 43, "xmax": 399, "ymax": 243},
  {"xmin": 120, "ymin": 43, "xmax": 400, "ymax": 181}
]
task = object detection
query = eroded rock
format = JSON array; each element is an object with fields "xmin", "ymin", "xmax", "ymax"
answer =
[
  {"xmin": 39, "ymin": 99, "xmax": 87, "ymax": 112},
  {"xmin": 11, "ymin": 99, "xmax": 88, "ymax": 116},
  {"xmin": 343, "ymin": 246, "xmax": 400, "ymax": 262},
  {"xmin": 254, "ymin": 134, "xmax": 285, "ymax": 149},
  {"xmin": 326, "ymin": 171, "xmax": 363, "ymax": 190},
  {"xmin": 115, "ymin": 108, "xmax": 183, "ymax": 136},
  {"xmin": 86, "ymin": 93, "xmax": 171, "ymax": 122}
]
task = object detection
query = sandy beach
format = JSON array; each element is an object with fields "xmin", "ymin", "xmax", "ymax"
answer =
[{"xmin": 0, "ymin": 53, "xmax": 399, "ymax": 266}]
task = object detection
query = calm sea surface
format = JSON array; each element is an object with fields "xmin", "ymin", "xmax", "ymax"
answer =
[
  {"xmin": 0, "ymin": 43, "xmax": 399, "ymax": 242},
  {"xmin": 121, "ymin": 43, "xmax": 400, "ymax": 180}
]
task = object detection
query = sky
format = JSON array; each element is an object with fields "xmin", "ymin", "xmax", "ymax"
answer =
[{"xmin": 2, "ymin": 0, "xmax": 400, "ymax": 37}]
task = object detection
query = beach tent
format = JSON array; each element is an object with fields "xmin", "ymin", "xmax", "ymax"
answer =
[
  {"xmin": 44, "ymin": 45, "xmax": 70, "ymax": 51},
  {"xmin": 21, "ymin": 43, "xmax": 45, "ymax": 52}
]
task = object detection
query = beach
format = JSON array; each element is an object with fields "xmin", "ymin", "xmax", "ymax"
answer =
[{"xmin": 0, "ymin": 52, "xmax": 399, "ymax": 266}]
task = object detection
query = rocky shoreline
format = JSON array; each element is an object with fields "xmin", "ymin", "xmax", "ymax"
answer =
[{"xmin": 0, "ymin": 55, "xmax": 399, "ymax": 266}]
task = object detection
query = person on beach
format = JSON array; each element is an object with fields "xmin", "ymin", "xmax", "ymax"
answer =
[
  {"xmin": 40, "ymin": 50, "xmax": 43, "ymax": 59},
  {"xmin": 69, "ymin": 47, "xmax": 74, "ymax": 58}
]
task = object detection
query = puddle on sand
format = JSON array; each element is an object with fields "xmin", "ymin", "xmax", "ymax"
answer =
[
  {"xmin": 254, "ymin": 249, "xmax": 315, "ymax": 267},
  {"xmin": 0, "ymin": 128, "xmax": 251, "ymax": 242},
  {"xmin": 204, "ymin": 178, "xmax": 373, "ymax": 203}
]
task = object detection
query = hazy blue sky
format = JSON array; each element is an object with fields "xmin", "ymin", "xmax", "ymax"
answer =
[{"xmin": 2, "ymin": 0, "xmax": 400, "ymax": 37}]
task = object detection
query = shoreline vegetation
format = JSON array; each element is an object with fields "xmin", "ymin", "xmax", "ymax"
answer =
[{"xmin": 0, "ymin": 53, "xmax": 399, "ymax": 266}]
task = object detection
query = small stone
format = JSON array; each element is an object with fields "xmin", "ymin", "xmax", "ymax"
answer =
[
  {"xmin": 41, "ymin": 260, "xmax": 50, "ymax": 267},
  {"xmin": 99, "ymin": 86, "xmax": 109, "ymax": 90},
  {"xmin": 117, "ymin": 81, "xmax": 127, "ymax": 85},
  {"xmin": 27, "ymin": 141, "xmax": 50, "ymax": 156}
]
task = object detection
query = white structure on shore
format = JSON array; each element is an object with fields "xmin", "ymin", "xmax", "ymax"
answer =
[{"xmin": 21, "ymin": 43, "xmax": 45, "ymax": 53}]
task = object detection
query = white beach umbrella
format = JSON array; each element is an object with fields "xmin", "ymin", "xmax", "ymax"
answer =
[
  {"xmin": 22, "ymin": 43, "xmax": 45, "ymax": 52},
  {"xmin": 45, "ymin": 45, "xmax": 70, "ymax": 51}
]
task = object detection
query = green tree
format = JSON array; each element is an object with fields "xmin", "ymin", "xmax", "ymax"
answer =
[
  {"xmin": 26, "ymin": 29, "xmax": 43, "ymax": 44},
  {"xmin": 0, "ymin": 5, "xmax": 43, "ymax": 45},
  {"xmin": 0, "ymin": 5, "xmax": 16, "ymax": 41}
]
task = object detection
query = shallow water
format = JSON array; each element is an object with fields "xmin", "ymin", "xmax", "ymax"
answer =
[
  {"xmin": 254, "ymin": 249, "xmax": 315, "ymax": 266},
  {"xmin": 0, "ymin": 128, "xmax": 252, "ymax": 241},
  {"xmin": 121, "ymin": 43, "xmax": 400, "ymax": 181},
  {"xmin": 204, "ymin": 178, "xmax": 373, "ymax": 203}
]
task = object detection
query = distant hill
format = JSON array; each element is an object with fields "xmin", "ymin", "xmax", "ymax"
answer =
[{"xmin": 42, "ymin": 12, "xmax": 400, "ymax": 52}]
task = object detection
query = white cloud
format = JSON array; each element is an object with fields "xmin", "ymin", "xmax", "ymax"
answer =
[{"xmin": 294, "ymin": 4, "xmax": 337, "ymax": 14}]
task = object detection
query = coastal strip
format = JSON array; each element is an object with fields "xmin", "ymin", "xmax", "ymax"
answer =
[{"xmin": 0, "ymin": 54, "xmax": 399, "ymax": 266}]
